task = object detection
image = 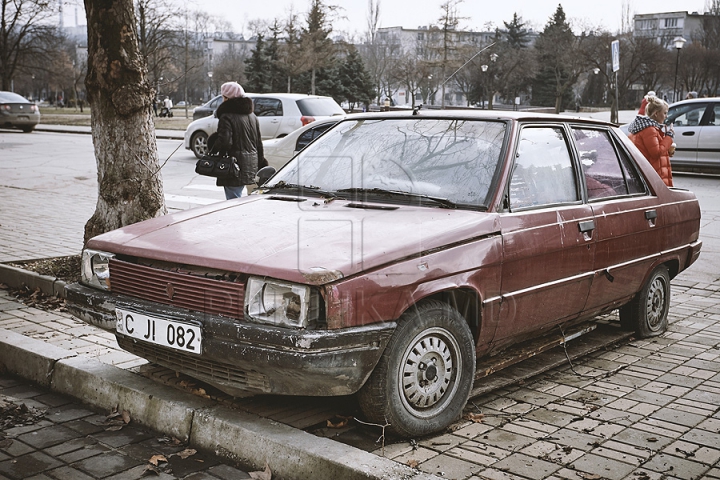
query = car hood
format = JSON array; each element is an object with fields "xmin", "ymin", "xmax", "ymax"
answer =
[{"xmin": 87, "ymin": 195, "xmax": 500, "ymax": 285}]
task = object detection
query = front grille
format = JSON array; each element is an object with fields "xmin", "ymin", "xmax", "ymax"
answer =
[
  {"xmin": 117, "ymin": 336, "xmax": 270, "ymax": 393},
  {"xmin": 110, "ymin": 259, "xmax": 244, "ymax": 318}
]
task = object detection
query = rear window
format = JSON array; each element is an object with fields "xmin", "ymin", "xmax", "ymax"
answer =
[
  {"xmin": 0, "ymin": 92, "xmax": 30, "ymax": 103},
  {"xmin": 296, "ymin": 98, "xmax": 345, "ymax": 117}
]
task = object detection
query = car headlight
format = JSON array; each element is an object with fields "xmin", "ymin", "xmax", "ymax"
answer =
[
  {"xmin": 245, "ymin": 277, "xmax": 319, "ymax": 328},
  {"xmin": 81, "ymin": 249, "xmax": 115, "ymax": 290}
]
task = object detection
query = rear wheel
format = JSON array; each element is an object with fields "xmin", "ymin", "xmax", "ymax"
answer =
[
  {"xmin": 21, "ymin": 127, "xmax": 33, "ymax": 133},
  {"xmin": 191, "ymin": 131, "xmax": 209, "ymax": 159},
  {"xmin": 619, "ymin": 265, "xmax": 670, "ymax": 338},
  {"xmin": 358, "ymin": 300, "xmax": 475, "ymax": 438}
]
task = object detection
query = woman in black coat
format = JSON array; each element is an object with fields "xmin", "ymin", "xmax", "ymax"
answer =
[{"xmin": 215, "ymin": 82, "xmax": 267, "ymax": 199}]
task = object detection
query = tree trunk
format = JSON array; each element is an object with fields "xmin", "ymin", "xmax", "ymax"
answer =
[{"xmin": 83, "ymin": 0, "xmax": 166, "ymax": 245}]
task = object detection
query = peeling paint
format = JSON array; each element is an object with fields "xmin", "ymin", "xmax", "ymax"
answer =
[{"xmin": 301, "ymin": 267, "xmax": 344, "ymax": 284}]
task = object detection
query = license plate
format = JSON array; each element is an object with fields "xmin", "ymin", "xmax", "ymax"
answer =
[{"xmin": 115, "ymin": 308, "xmax": 202, "ymax": 355}]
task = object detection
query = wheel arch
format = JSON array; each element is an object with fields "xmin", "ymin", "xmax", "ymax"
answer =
[{"xmin": 401, "ymin": 288, "xmax": 481, "ymax": 343}]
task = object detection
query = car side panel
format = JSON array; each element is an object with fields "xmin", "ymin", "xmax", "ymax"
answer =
[{"xmin": 586, "ymin": 196, "xmax": 660, "ymax": 310}]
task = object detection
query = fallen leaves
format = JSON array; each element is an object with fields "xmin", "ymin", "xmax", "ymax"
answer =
[
  {"xmin": 103, "ymin": 406, "xmax": 132, "ymax": 431},
  {"xmin": 249, "ymin": 462, "xmax": 272, "ymax": 480},
  {"xmin": 462, "ymin": 412, "xmax": 485, "ymax": 423},
  {"xmin": 326, "ymin": 415, "xmax": 353, "ymax": 429},
  {"xmin": 175, "ymin": 448, "xmax": 197, "ymax": 459},
  {"xmin": 0, "ymin": 397, "xmax": 46, "ymax": 430}
]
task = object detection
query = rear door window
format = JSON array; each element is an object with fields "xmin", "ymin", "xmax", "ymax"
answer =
[
  {"xmin": 572, "ymin": 127, "xmax": 645, "ymax": 200},
  {"xmin": 254, "ymin": 98, "xmax": 283, "ymax": 117},
  {"xmin": 296, "ymin": 98, "xmax": 345, "ymax": 116}
]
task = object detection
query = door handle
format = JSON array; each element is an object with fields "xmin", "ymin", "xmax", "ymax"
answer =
[
  {"xmin": 578, "ymin": 220, "xmax": 595, "ymax": 233},
  {"xmin": 682, "ymin": 131, "xmax": 696, "ymax": 136},
  {"xmin": 645, "ymin": 210, "xmax": 657, "ymax": 220}
]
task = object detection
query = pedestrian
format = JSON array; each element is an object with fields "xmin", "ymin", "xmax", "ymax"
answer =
[
  {"xmin": 214, "ymin": 81, "xmax": 267, "ymax": 199},
  {"xmin": 627, "ymin": 96, "xmax": 674, "ymax": 187},
  {"xmin": 686, "ymin": 91, "xmax": 698, "ymax": 99},
  {"xmin": 152, "ymin": 97, "xmax": 158, "ymax": 116},
  {"xmin": 638, "ymin": 90, "xmax": 655, "ymax": 115}
]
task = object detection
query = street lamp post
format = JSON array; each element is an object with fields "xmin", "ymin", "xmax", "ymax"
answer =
[
  {"xmin": 672, "ymin": 36, "xmax": 686, "ymax": 103},
  {"xmin": 207, "ymin": 72, "xmax": 213, "ymax": 99},
  {"xmin": 480, "ymin": 64, "xmax": 488, "ymax": 109}
]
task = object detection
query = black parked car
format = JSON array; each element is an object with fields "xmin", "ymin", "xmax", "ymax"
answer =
[{"xmin": 192, "ymin": 95, "xmax": 222, "ymax": 121}]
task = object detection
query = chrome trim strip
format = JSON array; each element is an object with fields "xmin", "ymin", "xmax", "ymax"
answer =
[
  {"xmin": 504, "ymin": 271, "xmax": 596, "ymax": 299},
  {"xmin": 490, "ymin": 242, "xmax": 697, "ymax": 302}
]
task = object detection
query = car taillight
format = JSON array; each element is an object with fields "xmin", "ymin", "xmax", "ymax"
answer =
[{"xmin": 301, "ymin": 116, "xmax": 315, "ymax": 126}]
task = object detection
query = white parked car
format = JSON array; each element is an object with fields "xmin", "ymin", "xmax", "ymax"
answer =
[
  {"xmin": 263, "ymin": 116, "xmax": 343, "ymax": 170},
  {"xmin": 184, "ymin": 93, "xmax": 345, "ymax": 158},
  {"xmin": 620, "ymin": 97, "xmax": 720, "ymax": 172}
]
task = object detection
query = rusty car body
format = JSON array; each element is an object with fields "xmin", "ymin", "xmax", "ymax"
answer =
[{"xmin": 67, "ymin": 110, "xmax": 702, "ymax": 437}]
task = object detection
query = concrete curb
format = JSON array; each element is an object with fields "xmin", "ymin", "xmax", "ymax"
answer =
[
  {"xmin": 35, "ymin": 124, "xmax": 184, "ymax": 140},
  {"xmin": 0, "ymin": 280, "xmax": 441, "ymax": 480},
  {"xmin": 0, "ymin": 263, "xmax": 67, "ymax": 297}
]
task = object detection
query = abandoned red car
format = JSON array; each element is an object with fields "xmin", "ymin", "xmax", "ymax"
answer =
[{"xmin": 67, "ymin": 110, "xmax": 702, "ymax": 437}]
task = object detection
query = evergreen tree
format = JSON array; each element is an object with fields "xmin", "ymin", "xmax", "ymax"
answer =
[
  {"xmin": 301, "ymin": 0, "xmax": 336, "ymax": 94},
  {"xmin": 502, "ymin": 13, "xmax": 530, "ymax": 49},
  {"xmin": 265, "ymin": 21, "xmax": 286, "ymax": 92},
  {"xmin": 532, "ymin": 5, "xmax": 584, "ymax": 112},
  {"xmin": 338, "ymin": 45, "xmax": 374, "ymax": 109},
  {"xmin": 244, "ymin": 34, "xmax": 271, "ymax": 92}
]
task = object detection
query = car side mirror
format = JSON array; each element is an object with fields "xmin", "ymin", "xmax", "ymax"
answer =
[{"xmin": 256, "ymin": 166, "xmax": 276, "ymax": 186}]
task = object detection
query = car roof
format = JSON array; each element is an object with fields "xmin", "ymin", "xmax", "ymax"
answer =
[
  {"xmin": 245, "ymin": 93, "xmax": 337, "ymax": 100},
  {"xmin": 336, "ymin": 109, "xmax": 616, "ymax": 127},
  {"xmin": 670, "ymin": 97, "xmax": 720, "ymax": 107}
]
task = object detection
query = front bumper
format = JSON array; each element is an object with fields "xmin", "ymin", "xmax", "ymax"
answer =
[{"xmin": 66, "ymin": 283, "xmax": 395, "ymax": 397}]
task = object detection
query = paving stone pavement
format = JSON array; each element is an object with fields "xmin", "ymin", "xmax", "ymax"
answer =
[
  {"xmin": 0, "ymin": 372, "xmax": 254, "ymax": 480},
  {"xmin": 1, "ymin": 282, "xmax": 719, "ymax": 480}
]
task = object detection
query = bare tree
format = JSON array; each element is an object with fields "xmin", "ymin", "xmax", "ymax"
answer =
[
  {"xmin": 0, "ymin": 0, "xmax": 58, "ymax": 90},
  {"xmin": 83, "ymin": 0, "xmax": 166, "ymax": 243}
]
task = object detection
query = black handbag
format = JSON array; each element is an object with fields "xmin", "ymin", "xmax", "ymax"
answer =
[{"xmin": 195, "ymin": 154, "xmax": 240, "ymax": 179}]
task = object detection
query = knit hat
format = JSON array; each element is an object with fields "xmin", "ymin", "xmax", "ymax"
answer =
[{"xmin": 220, "ymin": 82, "xmax": 245, "ymax": 99}]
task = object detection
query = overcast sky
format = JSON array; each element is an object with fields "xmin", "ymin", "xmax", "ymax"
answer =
[
  {"xmin": 200, "ymin": 0, "xmax": 709, "ymax": 37},
  {"xmin": 62, "ymin": 0, "xmax": 709, "ymax": 36}
]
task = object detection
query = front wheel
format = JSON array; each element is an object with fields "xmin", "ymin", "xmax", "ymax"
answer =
[
  {"xmin": 190, "ymin": 131, "xmax": 209, "ymax": 159},
  {"xmin": 619, "ymin": 265, "xmax": 670, "ymax": 338},
  {"xmin": 358, "ymin": 300, "xmax": 475, "ymax": 438}
]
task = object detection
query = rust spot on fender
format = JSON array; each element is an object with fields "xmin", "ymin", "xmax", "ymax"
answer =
[{"xmin": 301, "ymin": 268, "xmax": 344, "ymax": 285}]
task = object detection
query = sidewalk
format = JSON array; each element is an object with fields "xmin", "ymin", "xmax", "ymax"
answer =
[{"xmin": 2, "ymin": 124, "xmax": 720, "ymax": 480}]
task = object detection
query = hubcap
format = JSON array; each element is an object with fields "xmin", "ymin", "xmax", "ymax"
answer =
[
  {"xmin": 399, "ymin": 327, "xmax": 462, "ymax": 417},
  {"xmin": 645, "ymin": 275, "xmax": 667, "ymax": 331}
]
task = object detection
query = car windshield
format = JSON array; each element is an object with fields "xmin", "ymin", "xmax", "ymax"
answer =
[
  {"xmin": 267, "ymin": 118, "xmax": 507, "ymax": 208},
  {"xmin": 296, "ymin": 98, "xmax": 345, "ymax": 117}
]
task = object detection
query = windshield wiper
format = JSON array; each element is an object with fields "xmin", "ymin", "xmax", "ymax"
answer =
[
  {"xmin": 336, "ymin": 187, "xmax": 458, "ymax": 209},
  {"xmin": 265, "ymin": 182, "xmax": 341, "ymax": 200}
]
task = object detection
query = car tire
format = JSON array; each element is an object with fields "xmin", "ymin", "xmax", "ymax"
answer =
[
  {"xmin": 358, "ymin": 300, "xmax": 475, "ymax": 438},
  {"xmin": 22, "ymin": 127, "xmax": 33, "ymax": 133},
  {"xmin": 619, "ymin": 265, "xmax": 670, "ymax": 338},
  {"xmin": 191, "ymin": 132, "xmax": 209, "ymax": 159}
]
